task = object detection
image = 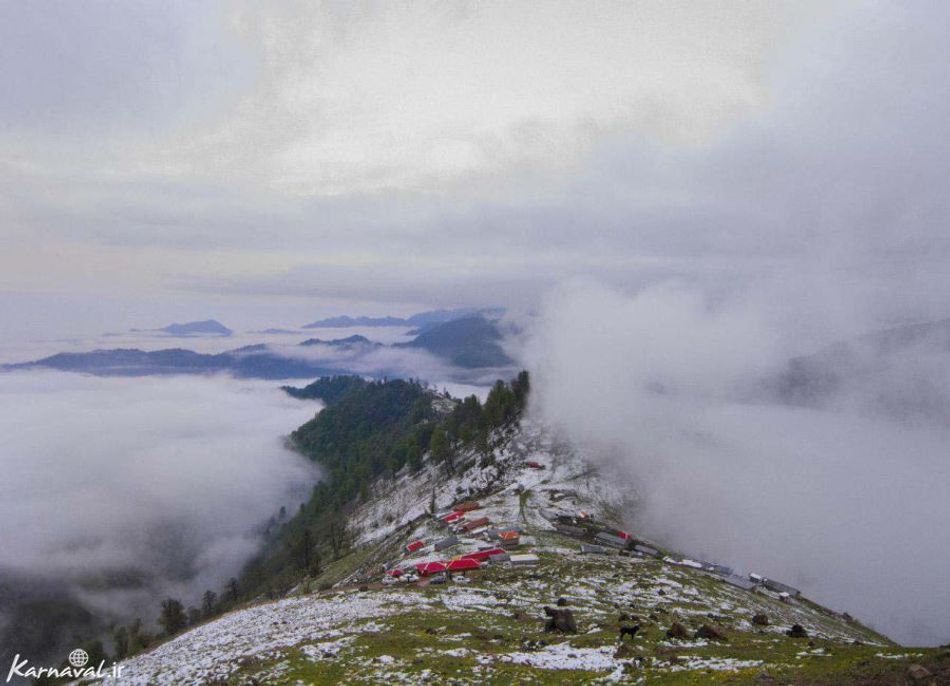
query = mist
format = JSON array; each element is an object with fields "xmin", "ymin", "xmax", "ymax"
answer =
[
  {"xmin": 0, "ymin": 371, "xmax": 320, "ymax": 645},
  {"xmin": 529, "ymin": 281, "xmax": 950, "ymax": 646}
]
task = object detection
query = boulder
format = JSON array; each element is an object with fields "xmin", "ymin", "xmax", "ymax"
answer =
[
  {"xmin": 786, "ymin": 624, "xmax": 808, "ymax": 638},
  {"xmin": 695, "ymin": 624, "xmax": 728, "ymax": 641},
  {"xmin": 614, "ymin": 642, "xmax": 637, "ymax": 659},
  {"xmin": 556, "ymin": 597, "xmax": 569, "ymax": 607},
  {"xmin": 544, "ymin": 606, "xmax": 578, "ymax": 634},
  {"xmin": 907, "ymin": 664, "xmax": 932, "ymax": 681},
  {"xmin": 666, "ymin": 622, "xmax": 690, "ymax": 640}
]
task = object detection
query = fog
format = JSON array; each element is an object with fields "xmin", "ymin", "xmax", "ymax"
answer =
[
  {"xmin": 0, "ymin": 371, "xmax": 320, "ymax": 635},
  {"xmin": 529, "ymin": 281, "xmax": 950, "ymax": 646}
]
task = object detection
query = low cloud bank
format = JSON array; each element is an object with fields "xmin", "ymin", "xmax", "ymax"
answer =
[
  {"xmin": 0, "ymin": 371, "xmax": 320, "ymax": 634},
  {"xmin": 529, "ymin": 282, "xmax": 950, "ymax": 646}
]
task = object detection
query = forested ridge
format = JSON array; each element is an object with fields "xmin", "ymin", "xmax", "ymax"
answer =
[
  {"xmin": 241, "ymin": 372, "xmax": 529, "ymax": 598},
  {"xmin": 80, "ymin": 372, "xmax": 530, "ymax": 676}
]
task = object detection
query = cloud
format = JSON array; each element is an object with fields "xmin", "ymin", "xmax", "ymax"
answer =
[
  {"xmin": 0, "ymin": 1, "xmax": 249, "ymax": 133},
  {"xmin": 0, "ymin": 371, "xmax": 320, "ymax": 627},
  {"xmin": 0, "ymin": 1, "xmax": 831, "ymax": 311},
  {"xmin": 196, "ymin": 0, "xmax": 801, "ymax": 195},
  {"xmin": 53, "ymin": 0, "xmax": 946, "ymax": 316},
  {"xmin": 529, "ymin": 281, "xmax": 950, "ymax": 646}
]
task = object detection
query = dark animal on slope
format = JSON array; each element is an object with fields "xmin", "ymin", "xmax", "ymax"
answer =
[{"xmin": 619, "ymin": 623, "xmax": 640, "ymax": 640}]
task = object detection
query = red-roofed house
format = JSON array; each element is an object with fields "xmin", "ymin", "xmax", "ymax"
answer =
[
  {"xmin": 460, "ymin": 547, "xmax": 506, "ymax": 562},
  {"xmin": 415, "ymin": 561, "xmax": 448, "ymax": 576},
  {"xmin": 447, "ymin": 558, "xmax": 480, "ymax": 572},
  {"xmin": 406, "ymin": 540, "xmax": 425, "ymax": 553}
]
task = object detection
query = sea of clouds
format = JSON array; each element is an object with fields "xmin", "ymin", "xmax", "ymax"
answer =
[{"xmin": 0, "ymin": 371, "xmax": 321, "ymax": 629}]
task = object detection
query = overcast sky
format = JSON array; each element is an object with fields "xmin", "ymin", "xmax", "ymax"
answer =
[{"xmin": 1, "ymin": 1, "xmax": 948, "ymax": 338}]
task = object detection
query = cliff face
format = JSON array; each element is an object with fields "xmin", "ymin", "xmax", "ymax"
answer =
[{"xmin": 96, "ymin": 418, "xmax": 950, "ymax": 685}]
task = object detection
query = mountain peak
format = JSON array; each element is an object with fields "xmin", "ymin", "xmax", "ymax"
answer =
[{"xmin": 157, "ymin": 320, "xmax": 233, "ymax": 337}]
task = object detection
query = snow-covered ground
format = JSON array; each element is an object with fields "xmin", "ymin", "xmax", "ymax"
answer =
[
  {"xmin": 98, "ymin": 593, "xmax": 423, "ymax": 685},
  {"xmin": 349, "ymin": 419, "xmax": 629, "ymax": 550}
]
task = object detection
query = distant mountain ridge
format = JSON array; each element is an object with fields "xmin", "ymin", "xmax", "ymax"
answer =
[
  {"xmin": 302, "ymin": 315, "xmax": 407, "ymax": 329},
  {"xmin": 302, "ymin": 307, "xmax": 502, "ymax": 330},
  {"xmin": 151, "ymin": 320, "xmax": 233, "ymax": 336},
  {"xmin": 397, "ymin": 316, "xmax": 512, "ymax": 368},
  {"xmin": 775, "ymin": 316, "xmax": 950, "ymax": 420},
  {"xmin": 298, "ymin": 334, "xmax": 381, "ymax": 349},
  {"xmin": 6, "ymin": 316, "xmax": 515, "ymax": 379},
  {"xmin": 5, "ymin": 347, "xmax": 346, "ymax": 380}
]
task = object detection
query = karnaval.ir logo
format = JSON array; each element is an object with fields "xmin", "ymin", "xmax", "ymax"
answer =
[
  {"xmin": 68, "ymin": 649, "xmax": 89, "ymax": 668},
  {"xmin": 6, "ymin": 647, "xmax": 124, "ymax": 683}
]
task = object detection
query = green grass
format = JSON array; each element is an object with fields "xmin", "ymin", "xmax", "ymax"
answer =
[
  {"xmin": 303, "ymin": 544, "xmax": 380, "ymax": 592},
  {"xmin": 220, "ymin": 511, "xmax": 940, "ymax": 685},
  {"xmin": 227, "ymin": 595, "xmax": 947, "ymax": 685}
]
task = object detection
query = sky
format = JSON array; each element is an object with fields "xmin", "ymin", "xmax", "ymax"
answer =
[{"xmin": 7, "ymin": 0, "xmax": 948, "ymax": 340}]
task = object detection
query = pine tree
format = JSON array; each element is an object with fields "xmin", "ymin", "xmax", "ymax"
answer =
[
  {"xmin": 227, "ymin": 577, "xmax": 239, "ymax": 603},
  {"xmin": 301, "ymin": 528, "xmax": 313, "ymax": 571},
  {"xmin": 158, "ymin": 598, "xmax": 187, "ymax": 636},
  {"xmin": 202, "ymin": 589, "xmax": 217, "ymax": 617},
  {"xmin": 80, "ymin": 640, "xmax": 107, "ymax": 667},
  {"xmin": 407, "ymin": 439, "xmax": 422, "ymax": 472},
  {"xmin": 430, "ymin": 426, "xmax": 449, "ymax": 465},
  {"xmin": 112, "ymin": 625, "xmax": 130, "ymax": 660},
  {"xmin": 127, "ymin": 618, "xmax": 151, "ymax": 653}
]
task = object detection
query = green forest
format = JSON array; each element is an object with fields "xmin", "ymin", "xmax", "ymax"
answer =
[{"xmin": 95, "ymin": 372, "xmax": 530, "ymax": 670}]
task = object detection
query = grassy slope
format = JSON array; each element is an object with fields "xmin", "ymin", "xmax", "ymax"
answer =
[{"xmin": 226, "ymin": 549, "xmax": 948, "ymax": 685}]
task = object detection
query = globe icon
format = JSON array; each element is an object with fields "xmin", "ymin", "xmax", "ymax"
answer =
[{"xmin": 68, "ymin": 648, "xmax": 89, "ymax": 668}]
